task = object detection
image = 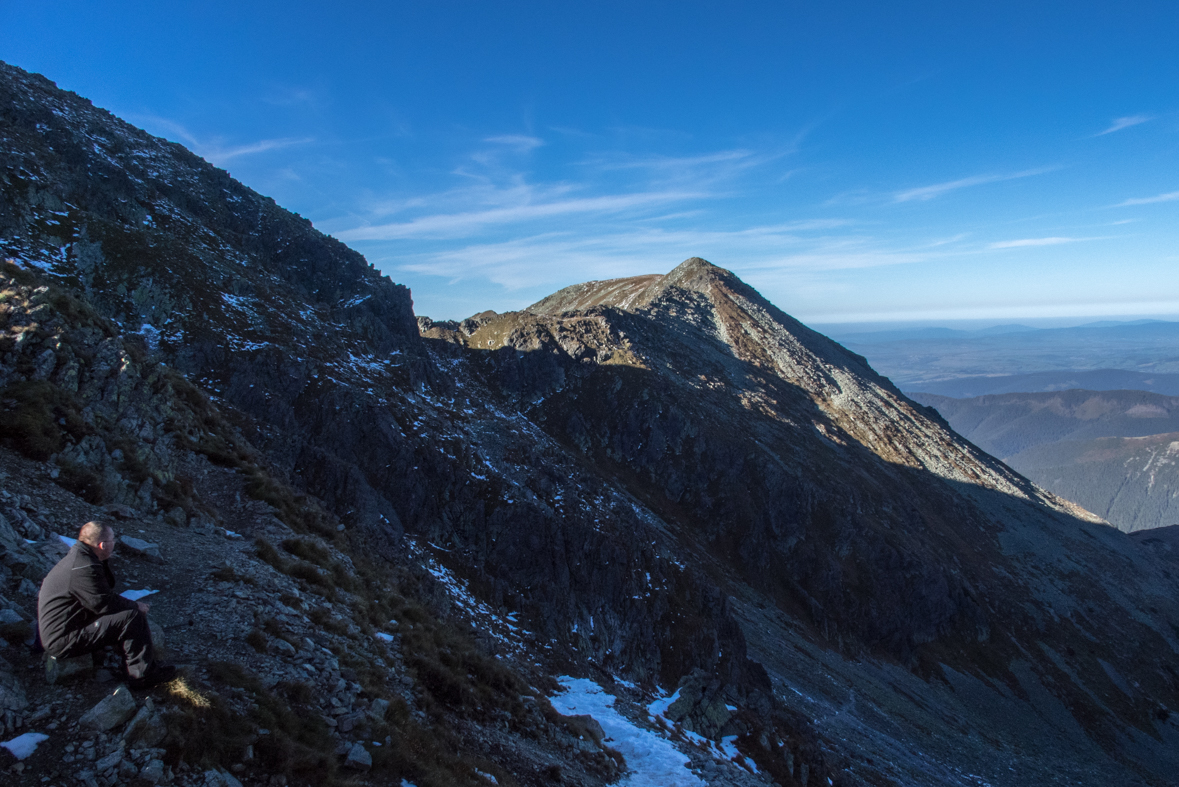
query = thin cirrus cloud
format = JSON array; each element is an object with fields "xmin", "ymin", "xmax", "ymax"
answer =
[
  {"xmin": 989, "ymin": 236, "xmax": 1085, "ymax": 249},
  {"xmin": 132, "ymin": 114, "xmax": 313, "ymax": 166},
  {"xmin": 1114, "ymin": 190, "xmax": 1179, "ymax": 207},
  {"xmin": 1097, "ymin": 115, "xmax": 1153, "ymax": 136},
  {"xmin": 584, "ymin": 148, "xmax": 794, "ymax": 189},
  {"xmin": 592, "ymin": 149, "xmax": 758, "ymax": 171},
  {"xmin": 396, "ymin": 222, "xmax": 929, "ymax": 294},
  {"xmin": 892, "ymin": 167, "xmax": 1054, "ymax": 203},
  {"xmin": 203, "ymin": 137, "xmax": 314, "ymax": 164},
  {"xmin": 484, "ymin": 135, "xmax": 545, "ymax": 153},
  {"xmin": 333, "ymin": 140, "xmax": 780, "ymax": 242},
  {"xmin": 334, "ymin": 190, "xmax": 707, "ymax": 241}
]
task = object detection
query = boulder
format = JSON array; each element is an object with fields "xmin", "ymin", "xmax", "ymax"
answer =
[
  {"xmin": 369, "ymin": 697, "xmax": 390, "ymax": 722},
  {"xmin": 95, "ymin": 750, "xmax": 123, "ymax": 774},
  {"xmin": 45, "ymin": 653, "xmax": 93, "ymax": 685},
  {"xmin": 204, "ymin": 768, "xmax": 244, "ymax": 787},
  {"xmin": 338, "ymin": 711, "xmax": 366, "ymax": 733},
  {"xmin": 102, "ymin": 503, "xmax": 140, "ymax": 520},
  {"xmin": 124, "ymin": 700, "xmax": 167, "ymax": 748},
  {"xmin": 119, "ymin": 536, "xmax": 163, "ymax": 562},
  {"xmin": 271, "ymin": 638, "xmax": 295, "ymax": 655},
  {"xmin": 663, "ymin": 668, "xmax": 743, "ymax": 739},
  {"xmin": 148, "ymin": 619, "xmax": 166, "ymax": 658},
  {"xmin": 344, "ymin": 742, "xmax": 372, "ymax": 770},
  {"xmin": 79, "ymin": 685, "xmax": 137, "ymax": 731},
  {"xmin": 139, "ymin": 759, "xmax": 166, "ymax": 784}
]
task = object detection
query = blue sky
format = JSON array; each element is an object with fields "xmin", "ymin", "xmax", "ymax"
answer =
[{"xmin": 4, "ymin": 1, "xmax": 1179, "ymax": 323}]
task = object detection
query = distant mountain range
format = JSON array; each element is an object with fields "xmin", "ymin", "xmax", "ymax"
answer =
[
  {"xmin": 912, "ymin": 389, "xmax": 1179, "ymax": 531},
  {"xmin": 903, "ymin": 369, "xmax": 1179, "ymax": 398},
  {"xmin": 825, "ymin": 319, "xmax": 1172, "ymax": 346}
]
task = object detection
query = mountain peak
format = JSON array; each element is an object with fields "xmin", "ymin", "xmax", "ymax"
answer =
[
  {"xmin": 525, "ymin": 257, "xmax": 728, "ymax": 316},
  {"xmin": 668, "ymin": 255, "xmax": 719, "ymax": 277}
]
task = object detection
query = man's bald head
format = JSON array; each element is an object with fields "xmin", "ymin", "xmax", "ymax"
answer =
[{"xmin": 78, "ymin": 520, "xmax": 114, "ymax": 549}]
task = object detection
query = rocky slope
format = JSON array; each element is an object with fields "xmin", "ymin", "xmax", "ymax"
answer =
[
  {"xmin": 2, "ymin": 60, "xmax": 1179, "ymax": 787},
  {"xmin": 912, "ymin": 390, "xmax": 1179, "ymax": 531}
]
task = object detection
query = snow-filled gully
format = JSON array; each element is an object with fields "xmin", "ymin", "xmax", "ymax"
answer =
[{"xmin": 549, "ymin": 677, "xmax": 705, "ymax": 786}]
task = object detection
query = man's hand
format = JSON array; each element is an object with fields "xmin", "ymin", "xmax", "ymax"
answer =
[{"xmin": 137, "ymin": 601, "xmax": 150, "ymax": 614}]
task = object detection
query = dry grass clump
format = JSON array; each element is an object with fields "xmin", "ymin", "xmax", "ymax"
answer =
[{"xmin": 167, "ymin": 676, "xmax": 211, "ymax": 709}]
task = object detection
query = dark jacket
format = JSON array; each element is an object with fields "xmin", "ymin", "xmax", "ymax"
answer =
[{"xmin": 37, "ymin": 541, "xmax": 137, "ymax": 654}]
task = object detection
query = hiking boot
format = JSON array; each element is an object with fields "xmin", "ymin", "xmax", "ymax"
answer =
[{"xmin": 128, "ymin": 663, "xmax": 176, "ymax": 690}]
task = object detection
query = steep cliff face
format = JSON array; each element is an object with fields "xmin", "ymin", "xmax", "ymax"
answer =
[{"xmin": 4, "ymin": 60, "xmax": 1179, "ymax": 787}]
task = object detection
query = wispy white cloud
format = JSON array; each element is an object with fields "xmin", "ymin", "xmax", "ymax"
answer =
[
  {"xmin": 391, "ymin": 221, "xmax": 940, "ymax": 298},
  {"xmin": 262, "ymin": 85, "xmax": 321, "ymax": 107},
  {"xmin": 583, "ymin": 147, "xmax": 797, "ymax": 189},
  {"xmin": 335, "ymin": 190, "xmax": 706, "ymax": 241},
  {"xmin": 892, "ymin": 168, "xmax": 1054, "ymax": 203},
  {"xmin": 332, "ymin": 135, "xmax": 805, "ymax": 243},
  {"xmin": 1114, "ymin": 190, "xmax": 1179, "ymax": 207},
  {"xmin": 205, "ymin": 137, "xmax": 313, "ymax": 164},
  {"xmin": 593, "ymin": 149, "xmax": 757, "ymax": 171},
  {"xmin": 988, "ymin": 236, "xmax": 1085, "ymax": 249},
  {"xmin": 484, "ymin": 134, "xmax": 545, "ymax": 152},
  {"xmin": 1097, "ymin": 115, "xmax": 1152, "ymax": 136},
  {"xmin": 132, "ymin": 115, "xmax": 312, "ymax": 165}
]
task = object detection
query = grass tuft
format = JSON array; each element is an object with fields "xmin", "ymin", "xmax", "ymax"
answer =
[{"xmin": 167, "ymin": 676, "xmax": 211, "ymax": 709}]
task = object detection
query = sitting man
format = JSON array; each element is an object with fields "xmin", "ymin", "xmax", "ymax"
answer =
[{"xmin": 38, "ymin": 520, "xmax": 175, "ymax": 689}]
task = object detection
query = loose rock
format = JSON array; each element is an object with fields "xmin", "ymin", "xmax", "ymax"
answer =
[
  {"xmin": 344, "ymin": 742, "xmax": 372, "ymax": 770},
  {"xmin": 140, "ymin": 758, "xmax": 166, "ymax": 784},
  {"xmin": 78, "ymin": 685, "xmax": 137, "ymax": 732},
  {"xmin": 120, "ymin": 535, "xmax": 164, "ymax": 562}
]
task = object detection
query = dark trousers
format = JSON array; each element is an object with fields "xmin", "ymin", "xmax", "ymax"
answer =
[{"xmin": 51, "ymin": 608, "xmax": 154, "ymax": 679}]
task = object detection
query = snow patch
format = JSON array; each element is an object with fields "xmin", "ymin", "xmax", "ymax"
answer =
[
  {"xmin": 2, "ymin": 732, "xmax": 49, "ymax": 760},
  {"xmin": 138, "ymin": 323, "xmax": 161, "ymax": 351},
  {"xmin": 647, "ymin": 688, "xmax": 681, "ymax": 720},
  {"xmin": 551, "ymin": 677, "xmax": 703, "ymax": 786}
]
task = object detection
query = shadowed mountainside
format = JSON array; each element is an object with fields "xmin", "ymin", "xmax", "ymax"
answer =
[{"xmin": 913, "ymin": 390, "xmax": 1179, "ymax": 531}]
